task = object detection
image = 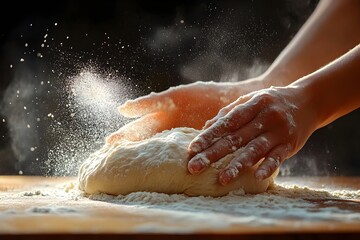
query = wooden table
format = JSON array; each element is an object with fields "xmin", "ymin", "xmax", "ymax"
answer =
[{"xmin": 0, "ymin": 176, "xmax": 359, "ymax": 239}]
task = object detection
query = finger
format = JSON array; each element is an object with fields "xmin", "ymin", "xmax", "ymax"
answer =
[
  {"xmin": 218, "ymin": 134, "xmax": 273, "ymax": 185},
  {"xmin": 203, "ymin": 95, "xmax": 251, "ymax": 129},
  {"xmin": 188, "ymin": 131, "xmax": 244, "ymax": 174},
  {"xmin": 203, "ymin": 108, "xmax": 229, "ymax": 129},
  {"xmin": 255, "ymin": 144, "xmax": 291, "ymax": 180},
  {"xmin": 188, "ymin": 119, "xmax": 265, "ymax": 174},
  {"xmin": 106, "ymin": 111, "xmax": 172, "ymax": 143},
  {"xmin": 106, "ymin": 130, "xmax": 125, "ymax": 144},
  {"xmin": 119, "ymin": 91, "xmax": 175, "ymax": 118},
  {"xmin": 188, "ymin": 101, "xmax": 259, "ymax": 155}
]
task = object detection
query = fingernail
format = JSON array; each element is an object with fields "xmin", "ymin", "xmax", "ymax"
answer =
[
  {"xmin": 204, "ymin": 120, "xmax": 211, "ymax": 126},
  {"xmin": 255, "ymin": 169, "xmax": 268, "ymax": 180},
  {"xmin": 118, "ymin": 101, "xmax": 129, "ymax": 110},
  {"xmin": 189, "ymin": 143, "xmax": 202, "ymax": 154},
  {"xmin": 219, "ymin": 167, "xmax": 238, "ymax": 185},
  {"xmin": 204, "ymin": 119, "xmax": 214, "ymax": 128},
  {"xmin": 188, "ymin": 154, "xmax": 209, "ymax": 174}
]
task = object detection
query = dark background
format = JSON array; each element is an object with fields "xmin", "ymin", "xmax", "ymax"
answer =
[{"xmin": 0, "ymin": 0, "xmax": 359, "ymax": 176}]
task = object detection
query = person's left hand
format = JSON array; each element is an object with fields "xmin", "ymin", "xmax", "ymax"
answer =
[
  {"xmin": 106, "ymin": 81, "xmax": 244, "ymax": 143},
  {"xmin": 187, "ymin": 86, "xmax": 317, "ymax": 185}
]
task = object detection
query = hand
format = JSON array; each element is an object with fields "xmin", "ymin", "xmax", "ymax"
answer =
[
  {"xmin": 187, "ymin": 86, "xmax": 317, "ymax": 185},
  {"xmin": 106, "ymin": 81, "xmax": 253, "ymax": 143}
]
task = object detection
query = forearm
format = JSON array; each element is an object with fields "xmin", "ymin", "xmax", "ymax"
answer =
[
  {"xmin": 261, "ymin": 0, "xmax": 360, "ymax": 88},
  {"xmin": 206, "ymin": 0, "xmax": 360, "ymax": 113},
  {"xmin": 291, "ymin": 44, "xmax": 360, "ymax": 130}
]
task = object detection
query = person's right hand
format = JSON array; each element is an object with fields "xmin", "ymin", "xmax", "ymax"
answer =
[
  {"xmin": 187, "ymin": 85, "xmax": 318, "ymax": 184},
  {"xmin": 106, "ymin": 81, "xmax": 252, "ymax": 143}
]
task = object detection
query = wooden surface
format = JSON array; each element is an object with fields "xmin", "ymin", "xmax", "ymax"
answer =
[{"xmin": 0, "ymin": 176, "xmax": 359, "ymax": 239}]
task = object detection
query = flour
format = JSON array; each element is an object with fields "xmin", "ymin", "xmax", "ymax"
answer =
[
  {"xmin": 0, "ymin": 177, "xmax": 359, "ymax": 233},
  {"xmin": 26, "ymin": 207, "xmax": 78, "ymax": 214},
  {"xmin": 23, "ymin": 190, "xmax": 43, "ymax": 196},
  {"xmin": 86, "ymin": 180, "xmax": 360, "ymax": 227}
]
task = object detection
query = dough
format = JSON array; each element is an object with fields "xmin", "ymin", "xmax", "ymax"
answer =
[{"xmin": 78, "ymin": 127, "xmax": 277, "ymax": 197}]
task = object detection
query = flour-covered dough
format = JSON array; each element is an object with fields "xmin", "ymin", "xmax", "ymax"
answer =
[{"xmin": 78, "ymin": 127, "xmax": 277, "ymax": 197}]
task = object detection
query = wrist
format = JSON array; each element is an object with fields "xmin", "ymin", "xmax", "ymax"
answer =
[
  {"xmin": 260, "ymin": 67, "xmax": 297, "ymax": 88},
  {"xmin": 290, "ymin": 73, "xmax": 340, "ymax": 132},
  {"xmin": 290, "ymin": 44, "xmax": 360, "ymax": 130}
]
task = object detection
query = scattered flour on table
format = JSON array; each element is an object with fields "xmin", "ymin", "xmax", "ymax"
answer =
[
  {"xmin": 86, "ymin": 181, "xmax": 360, "ymax": 228},
  {"xmin": 0, "ymin": 179, "xmax": 359, "ymax": 232},
  {"xmin": 23, "ymin": 190, "xmax": 43, "ymax": 196},
  {"xmin": 0, "ymin": 181, "xmax": 82, "ymax": 217},
  {"xmin": 76, "ymin": 126, "xmax": 359, "ymax": 230}
]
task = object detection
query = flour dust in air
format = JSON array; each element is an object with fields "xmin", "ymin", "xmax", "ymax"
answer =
[{"xmin": 46, "ymin": 68, "xmax": 132, "ymax": 176}]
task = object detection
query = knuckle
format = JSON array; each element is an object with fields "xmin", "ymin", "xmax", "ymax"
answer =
[
  {"xmin": 217, "ymin": 116, "xmax": 236, "ymax": 129},
  {"xmin": 261, "ymin": 156, "xmax": 280, "ymax": 173},
  {"xmin": 248, "ymin": 138, "xmax": 269, "ymax": 155},
  {"xmin": 285, "ymin": 142, "xmax": 295, "ymax": 156},
  {"xmin": 268, "ymin": 156, "xmax": 281, "ymax": 168},
  {"xmin": 258, "ymin": 136, "xmax": 271, "ymax": 148},
  {"xmin": 257, "ymin": 91, "xmax": 275, "ymax": 105},
  {"xmin": 229, "ymin": 158, "xmax": 243, "ymax": 169},
  {"xmin": 244, "ymin": 145, "xmax": 262, "ymax": 163},
  {"xmin": 223, "ymin": 134, "xmax": 243, "ymax": 149}
]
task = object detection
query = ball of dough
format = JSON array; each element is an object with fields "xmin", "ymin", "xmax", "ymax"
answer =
[{"xmin": 78, "ymin": 127, "xmax": 277, "ymax": 197}]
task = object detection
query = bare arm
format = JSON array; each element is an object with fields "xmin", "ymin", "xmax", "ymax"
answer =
[
  {"xmin": 188, "ymin": 44, "xmax": 360, "ymax": 183},
  {"xmin": 292, "ymin": 44, "xmax": 360, "ymax": 129},
  {"xmin": 110, "ymin": 0, "xmax": 360, "ymax": 143},
  {"xmin": 244, "ymin": 0, "xmax": 360, "ymax": 89}
]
